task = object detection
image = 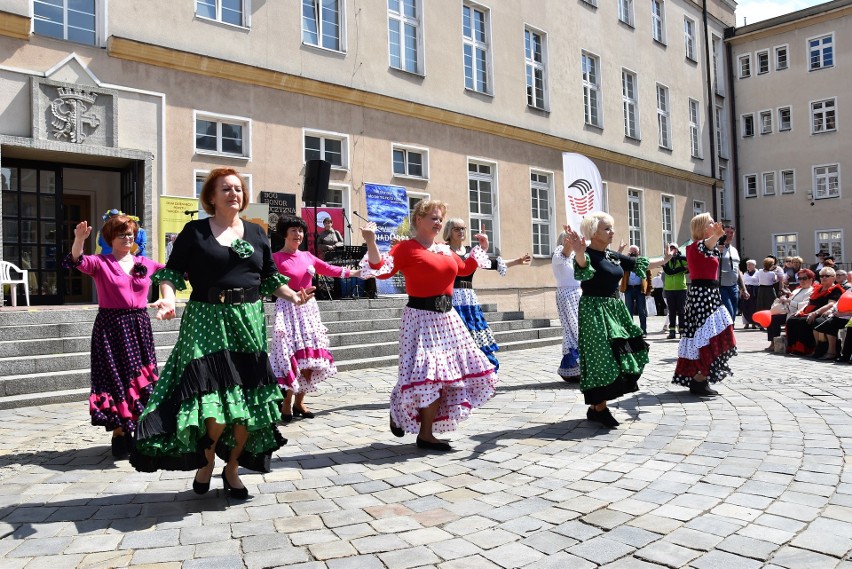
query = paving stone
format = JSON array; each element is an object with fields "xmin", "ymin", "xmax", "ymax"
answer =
[
  {"xmin": 635, "ymin": 540, "xmax": 701, "ymax": 567},
  {"xmin": 768, "ymin": 545, "xmax": 843, "ymax": 569},
  {"xmin": 568, "ymin": 536, "xmax": 635, "ymax": 565},
  {"xmin": 690, "ymin": 549, "xmax": 764, "ymax": 569},
  {"xmin": 663, "ymin": 526, "xmax": 723, "ymax": 550},
  {"xmin": 717, "ymin": 534, "xmax": 780, "ymax": 561},
  {"xmin": 480, "ymin": 540, "xmax": 546, "ymax": 568}
]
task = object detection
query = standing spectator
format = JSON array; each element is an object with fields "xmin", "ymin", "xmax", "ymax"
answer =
[
  {"xmin": 810, "ymin": 251, "xmax": 828, "ymax": 274},
  {"xmin": 651, "ymin": 270, "xmax": 667, "ymax": 318},
  {"xmin": 740, "ymin": 259, "xmax": 760, "ymax": 329},
  {"xmin": 673, "ymin": 213, "xmax": 737, "ymax": 396},
  {"xmin": 316, "ymin": 217, "xmax": 344, "ymax": 260},
  {"xmin": 662, "ymin": 244, "xmax": 688, "ymax": 339},
  {"xmin": 755, "ymin": 257, "xmax": 780, "ymax": 315},
  {"xmin": 620, "ymin": 245, "xmax": 652, "ymax": 336},
  {"xmin": 717, "ymin": 225, "xmax": 748, "ymax": 321}
]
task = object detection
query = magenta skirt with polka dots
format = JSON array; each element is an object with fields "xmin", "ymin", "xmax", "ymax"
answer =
[{"xmin": 391, "ymin": 306, "xmax": 498, "ymax": 434}]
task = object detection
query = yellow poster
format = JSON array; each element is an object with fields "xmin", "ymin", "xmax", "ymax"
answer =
[{"xmin": 158, "ymin": 196, "xmax": 200, "ymax": 300}]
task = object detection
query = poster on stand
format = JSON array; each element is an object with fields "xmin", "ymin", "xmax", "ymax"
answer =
[
  {"xmin": 365, "ymin": 183, "xmax": 408, "ymax": 295},
  {"xmin": 259, "ymin": 192, "xmax": 297, "ymax": 250},
  {"xmin": 158, "ymin": 196, "xmax": 200, "ymax": 300}
]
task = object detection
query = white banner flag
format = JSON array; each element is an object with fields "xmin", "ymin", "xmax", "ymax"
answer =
[{"xmin": 562, "ymin": 152, "xmax": 604, "ymax": 232}]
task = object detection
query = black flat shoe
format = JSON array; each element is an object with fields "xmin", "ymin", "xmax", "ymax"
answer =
[
  {"xmin": 280, "ymin": 413, "xmax": 293, "ymax": 424},
  {"xmin": 416, "ymin": 437, "xmax": 452, "ymax": 451},
  {"xmin": 221, "ymin": 467, "xmax": 249, "ymax": 499},
  {"xmin": 390, "ymin": 417, "xmax": 405, "ymax": 438},
  {"xmin": 193, "ymin": 470, "xmax": 211, "ymax": 495},
  {"xmin": 111, "ymin": 435, "xmax": 128, "ymax": 459},
  {"xmin": 690, "ymin": 380, "xmax": 718, "ymax": 396},
  {"xmin": 586, "ymin": 406, "xmax": 619, "ymax": 428},
  {"xmin": 293, "ymin": 406, "xmax": 315, "ymax": 419}
]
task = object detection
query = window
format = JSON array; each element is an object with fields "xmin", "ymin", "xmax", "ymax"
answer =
[
  {"xmin": 713, "ymin": 35, "xmax": 725, "ymax": 95},
  {"xmin": 738, "ymin": 54, "xmax": 751, "ymax": 78},
  {"xmin": 582, "ymin": 0, "xmax": 597, "ymax": 5},
  {"xmin": 816, "ymin": 229, "xmax": 843, "ymax": 261},
  {"xmin": 468, "ymin": 160, "xmax": 498, "ymax": 253},
  {"xmin": 744, "ymin": 174, "xmax": 758, "ymax": 198},
  {"xmin": 778, "ymin": 107, "xmax": 792, "ymax": 131},
  {"xmin": 683, "ymin": 17, "xmax": 696, "ymax": 61},
  {"xmin": 781, "ymin": 169, "xmax": 795, "ymax": 194},
  {"xmin": 756, "ymin": 50, "xmax": 769, "ymax": 74},
  {"xmin": 775, "ymin": 45, "xmax": 788, "ymax": 70},
  {"xmin": 656, "ymin": 84, "xmax": 671, "ymax": 149},
  {"xmin": 622, "ymin": 70, "xmax": 639, "ymax": 139},
  {"xmin": 762, "ymin": 172, "xmax": 776, "ymax": 196},
  {"xmin": 718, "ymin": 167, "xmax": 728, "ymax": 219},
  {"xmin": 759, "ymin": 110, "xmax": 772, "ymax": 134},
  {"xmin": 811, "ymin": 99, "xmax": 836, "ymax": 133},
  {"xmin": 33, "ymin": 0, "xmax": 97, "ymax": 45},
  {"xmin": 582, "ymin": 52, "xmax": 602, "ymax": 128},
  {"xmin": 392, "ymin": 145, "xmax": 428, "ymax": 178},
  {"xmin": 195, "ymin": 170, "xmax": 253, "ymax": 202},
  {"xmin": 463, "ymin": 3, "xmax": 491, "ymax": 94},
  {"xmin": 325, "ymin": 184, "xmax": 350, "ymax": 210},
  {"xmin": 304, "ymin": 130, "xmax": 348, "ymax": 168},
  {"xmin": 525, "ymin": 28, "xmax": 547, "ymax": 110},
  {"xmin": 689, "ymin": 99, "xmax": 701, "ymax": 158},
  {"xmin": 651, "ymin": 0, "xmax": 665, "ymax": 44},
  {"xmin": 194, "ymin": 112, "xmax": 250, "ymax": 158},
  {"xmin": 715, "ymin": 105, "xmax": 727, "ymax": 157},
  {"xmin": 302, "ymin": 0, "xmax": 343, "ymax": 52},
  {"xmin": 530, "ymin": 171, "xmax": 552, "ymax": 257},
  {"xmin": 813, "ymin": 164, "xmax": 840, "ymax": 199},
  {"xmin": 774, "ymin": 233, "xmax": 798, "ymax": 259},
  {"xmin": 661, "ymin": 195, "xmax": 674, "ymax": 246},
  {"xmin": 618, "ymin": 0, "xmax": 634, "ymax": 26},
  {"xmin": 809, "ymin": 34, "xmax": 834, "ymax": 71},
  {"xmin": 742, "ymin": 114, "xmax": 755, "ymax": 138},
  {"xmin": 627, "ymin": 189, "xmax": 643, "ymax": 250},
  {"xmin": 388, "ymin": 0, "xmax": 421, "ymax": 74},
  {"xmin": 693, "ymin": 200, "xmax": 706, "ymax": 217},
  {"xmin": 196, "ymin": 0, "xmax": 246, "ymax": 27}
]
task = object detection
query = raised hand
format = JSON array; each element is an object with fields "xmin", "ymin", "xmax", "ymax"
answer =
[
  {"xmin": 565, "ymin": 226, "xmax": 586, "ymax": 255},
  {"xmin": 617, "ymin": 239, "xmax": 627, "ymax": 253},
  {"xmin": 518, "ymin": 253, "xmax": 532, "ymax": 265},
  {"xmin": 74, "ymin": 221, "xmax": 92, "ymax": 241},
  {"xmin": 360, "ymin": 222, "xmax": 378, "ymax": 243}
]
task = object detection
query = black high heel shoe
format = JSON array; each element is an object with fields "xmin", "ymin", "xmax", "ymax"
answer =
[
  {"xmin": 390, "ymin": 416, "xmax": 404, "ymax": 438},
  {"xmin": 416, "ymin": 437, "xmax": 452, "ymax": 451},
  {"xmin": 193, "ymin": 469, "xmax": 211, "ymax": 494},
  {"xmin": 292, "ymin": 405, "xmax": 315, "ymax": 419},
  {"xmin": 221, "ymin": 467, "xmax": 249, "ymax": 499}
]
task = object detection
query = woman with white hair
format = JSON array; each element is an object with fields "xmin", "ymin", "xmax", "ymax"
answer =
[
  {"xmin": 443, "ymin": 218, "xmax": 531, "ymax": 370},
  {"xmin": 552, "ymin": 227, "xmax": 582, "ymax": 380},
  {"xmin": 563, "ymin": 213, "xmax": 671, "ymax": 427},
  {"xmin": 740, "ymin": 259, "xmax": 760, "ymax": 329}
]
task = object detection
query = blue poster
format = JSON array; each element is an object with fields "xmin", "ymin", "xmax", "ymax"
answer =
[{"xmin": 365, "ymin": 183, "xmax": 408, "ymax": 294}]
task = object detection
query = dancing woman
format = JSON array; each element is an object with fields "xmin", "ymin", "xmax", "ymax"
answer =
[
  {"xmin": 64, "ymin": 215, "xmax": 165, "ymax": 458},
  {"xmin": 552, "ymin": 228, "xmax": 582, "ymax": 381},
  {"xmin": 270, "ymin": 215, "xmax": 361, "ymax": 422},
  {"xmin": 443, "ymin": 218, "xmax": 531, "ymax": 370},
  {"xmin": 672, "ymin": 213, "xmax": 737, "ymax": 396},
  {"xmin": 563, "ymin": 214, "xmax": 671, "ymax": 428},
  {"xmin": 131, "ymin": 168, "xmax": 311, "ymax": 499},
  {"xmin": 360, "ymin": 200, "xmax": 498, "ymax": 451}
]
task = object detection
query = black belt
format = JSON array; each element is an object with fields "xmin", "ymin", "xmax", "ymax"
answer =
[
  {"xmin": 758, "ymin": 284, "xmax": 775, "ymax": 288},
  {"xmin": 455, "ymin": 281, "xmax": 473, "ymax": 290},
  {"xmin": 691, "ymin": 279, "xmax": 720, "ymax": 288},
  {"xmin": 407, "ymin": 295, "xmax": 453, "ymax": 313},
  {"xmin": 196, "ymin": 286, "xmax": 260, "ymax": 305},
  {"xmin": 583, "ymin": 290, "xmax": 620, "ymax": 298}
]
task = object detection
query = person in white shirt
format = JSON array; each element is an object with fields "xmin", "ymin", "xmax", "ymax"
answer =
[
  {"xmin": 741, "ymin": 259, "xmax": 760, "ymax": 329},
  {"xmin": 552, "ymin": 230, "xmax": 582, "ymax": 380}
]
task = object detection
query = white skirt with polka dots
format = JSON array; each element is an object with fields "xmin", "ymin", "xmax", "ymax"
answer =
[
  {"xmin": 270, "ymin": 297, "xmax": 337, "ymax": 394},
  {"xmin": 391, "ymin": 306, "xmax": 498, "ymax": 434}
]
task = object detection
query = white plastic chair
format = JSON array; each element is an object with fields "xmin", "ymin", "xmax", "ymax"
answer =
[{"xmin": 0, "ymin": 260, "xmax": 30, "ymax": 307}]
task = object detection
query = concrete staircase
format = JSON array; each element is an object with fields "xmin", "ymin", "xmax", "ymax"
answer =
[{"xmin": 0, "ymin": 297, "xmax": 562, "ymax": 409}]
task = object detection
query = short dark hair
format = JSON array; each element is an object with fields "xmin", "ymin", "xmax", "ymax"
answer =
[
  {"xmin": 276, "ymin": 215, "xmax": 308, "ymax": 237},
  {"xmin": 102, "ymin": 215, "xmax": 138, "ymax": 243}
]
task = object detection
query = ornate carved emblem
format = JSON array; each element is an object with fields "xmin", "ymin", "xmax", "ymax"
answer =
[{"xmin": 50, "ymin": 87, "xmax": 101, "ymax": 143}]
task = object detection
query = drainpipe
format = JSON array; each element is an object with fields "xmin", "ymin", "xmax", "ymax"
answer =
[
  {"xmin": 723, "ymin": 25, "xmax": 742, "ymax": 252},
  {"xmin": 702, "ymin": 0, "xmax": 719, "ymax": 223}
]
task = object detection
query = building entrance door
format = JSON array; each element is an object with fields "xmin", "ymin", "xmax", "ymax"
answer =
[{"xmin": 61, "ymin": 194, "xmax": 92, "ymax": 303}]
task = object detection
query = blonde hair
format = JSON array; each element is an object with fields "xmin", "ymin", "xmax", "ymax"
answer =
[
  {"xmin": 442, "ymin": 217, "xmax": 465, "ymax": 242},
  {"xmin": 580, "ymin": 212, "xmax": 614, "ymax": 240},
  {"xmin": 410, "ymin": 199, "xmax": 448, "ymax": 231},
  {"xmin": 791, "ymin": 256, "xmax": 804, "ymax": 267},
  {"xmin": 690, "ymin": 212, "xmax": 713, "ymax": 241}
]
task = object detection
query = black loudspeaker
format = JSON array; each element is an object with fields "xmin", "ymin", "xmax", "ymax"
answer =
[{"xmin": 302, "ymin": 159, "xmax": 331, "ymax": 205}]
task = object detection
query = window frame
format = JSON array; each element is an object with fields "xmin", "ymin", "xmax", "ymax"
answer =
[
  {"xmin": 773, "ymin": 233, "xmax": 799, "ymax": 259},
  {"xmin": 762, "ymin": 171, "xmax": 776, "ymax": 196},
  {"xmin": 193, "ymin": 110, "xmax": 252, "ymax": 159},
  {"xmin": 627, "ymin": 188, "xmax": 643, "ymax": 251},
  {"xmin": 738, "ymin": 54, "xmax": 751, "ymax": 78},
  {"xmin": 778, "ymin": 106, "xmax": 792, "ymax": 132},
  {"xmin": 33, "ymin": 0, "xmax": 104, "ymax": 46},
  {"xmin": 303, "ymin": 128, "xmax": 350, "ymax": 170},
  {"xmin": 781, "ymin": 169, "xmax": 796, "ymax": 194},
  {"xmin": 693, "ymin": 199, "xmax": 706, "ymax": 217},
  {"xmin": 741, "ymin": 113, "xmax": 755, "ymax": 138},
  {"xmin": 467, "ymin": 158, "xmax": 500, "ymax": 254},
  {"xmin": 775, "ymin": 44, "xmax": 789, "ymax": 70},
  {"xmin": 756, "ymin": 49, "xmax": 770, "ymax": 75},
  {"xmin": 813, "ymin": 164, "xmax": 840, "ymax": 200},
  {"xmin": 712, "ymin": 35, "xmax": 725, "ymax": 96},
  {"xmin": 302, "ymin": 0, "xmax": 346, "ymax": 53},
  {"xmin": 759, "ymin": 109, "xmax": 773, "ymax": 135},
  {"xmin": 618, "ymin": 0, "xmax": 635, "ymax": 27},
  {"xmin": 656, "ymin": 83, "xmax": 671, "ymax": 149},
  {"xmin": 622, "ymin": 68, "xmax": 639, "ymax": 140},
  {"xmin": 524, "ymin": 26, "xmax": 549, "ymax": 111},
  {"xmin": 391, "ymin": 143, "xmax": 429, "ymax": 180},
  {"xmin": 582, "ymin": 51, "xmax": 603, "ymax": 129},
  {"xmin": 744, "ymin": 174, "xmax": 758, "ymax": 198},
  {"xmin": 811, "ymin": 98, "xmax": 837, "ymax": 134},
  {"xmin": 689, "ymin": 98, "xmax": 701, "ymax": 158},
  {"xmin": 715, "ymin": 105, "xmax": 727, "ymax": 158},
  {"xmin": 808, "ymin": 33, "xmax": 834, "ymax": 71},
  {"xmin": 683, "ymin": 17, "xmax": 697, "ymax": 62},
  {"xmin": 651, "ymin": 0, "xmax": 666, "ymax": 45},
  {"xmin": 462, "ymin": 1, "xmax": 492, "ymax": 95},
  {"xmin": 387, "ymin": 0, "xmax": 423, "ymax": 75},
  {"xmin": 815, "ymin": 229, "xmax": 843, "ymax": 261},
  {"xmin": 530, "ymin": 169, "xmax": 554, "ymax": 258},
  {"xmin": 661, "ymin": 194, "xmax": 675, "ymax": 247},
  {"xmin": 195, "ymin": 0, "xmax": 250, "ymax": 29}
]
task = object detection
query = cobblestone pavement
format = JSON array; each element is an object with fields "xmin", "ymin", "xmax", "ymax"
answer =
[{"xmin": 1, "ymin": 315, "xmax": 851, "ymax": 569}]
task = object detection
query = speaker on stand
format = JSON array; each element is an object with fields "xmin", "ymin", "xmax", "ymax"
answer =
[{"xmin": 303, "ymin": 159, "xmax": 332, "ymax": 297}]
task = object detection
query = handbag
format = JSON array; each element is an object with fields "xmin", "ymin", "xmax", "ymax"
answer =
[{"xmin": 770, "ymin": 297, "xmax": 788, "ymax": 315}]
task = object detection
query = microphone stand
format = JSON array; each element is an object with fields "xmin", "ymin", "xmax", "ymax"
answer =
[{"xmin": 341, "ymin": 208, "xmax": 354, "ymax": 243}]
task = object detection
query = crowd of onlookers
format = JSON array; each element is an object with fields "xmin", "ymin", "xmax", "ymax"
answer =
[{"xmin": 621, "ymin": 228, "xmax": 851, "ymax": 363}]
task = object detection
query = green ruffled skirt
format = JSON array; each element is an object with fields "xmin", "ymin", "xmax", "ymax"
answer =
[
  {"xmin": 130, "ymin": 300, "xmax": 285, "ymax": 473},
  {"xmin": 578, "ymin": 296, "xmax": 649, "ymax": 404}
]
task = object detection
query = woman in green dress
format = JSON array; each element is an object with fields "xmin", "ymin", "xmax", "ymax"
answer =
[
  {"xmin": 564, "ymin": 213, "xmax": 671, "ymax": 428},
  {"xmin": 131, "ymin": 168, "xmax": 312, "ymax": 499}
]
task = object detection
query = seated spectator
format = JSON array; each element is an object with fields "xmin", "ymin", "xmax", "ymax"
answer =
[
  {"xmin": 765, "ymin": 269, "xmax": 813, "ymax": 351},
  {"xmin": 785, "ymin": 267, "xmax": 844, "ymax": 356},
  {"xmin": 788, "ymin": 256, "xmax": 804, "ymax": 290},
  {"xmin": 835, "ymin": 269, "xmax": 850, "ymax": 291}
]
